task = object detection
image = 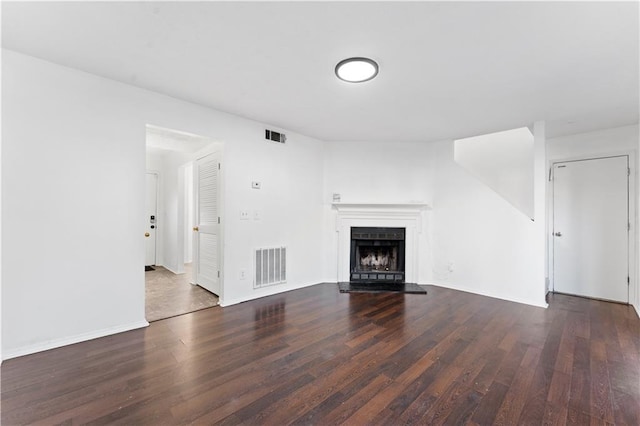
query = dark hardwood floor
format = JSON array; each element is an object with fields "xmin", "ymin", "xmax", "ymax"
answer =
[{"xmin": 2, "ymin": 284, "xmax": 639, "ymax": 425}]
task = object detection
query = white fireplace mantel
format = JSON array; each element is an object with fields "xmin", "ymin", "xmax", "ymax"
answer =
[
  {"xmin": 332, "ymin": 202, "xmax": 431, "ymax": 211},
  {"xmin": 332, "ymin": 202, "xmax": 430, "ymax": 283}
]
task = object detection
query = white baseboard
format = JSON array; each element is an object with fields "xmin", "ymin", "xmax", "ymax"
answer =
[
  {"xmin": 2, "ymin": 320, "xmax": 149, "ymax": 361},
  {"xmin": 282, "ymin": 280, "xmax": 548, "ymax": 309},
  {"xmin": 220, "ymin": 280, "xmax": 320, "ymax": 307},
  {"xmin": 162, "ymin": 264, "xmax": 185, "ymax": 275},
  {"xmin": 427, "ymin": 282, "xmax": 549, "ymax": 308}
]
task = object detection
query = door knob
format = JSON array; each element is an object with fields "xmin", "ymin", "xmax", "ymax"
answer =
[
  {"xmin": 193, "ymin": 226, "xmax": 199, "ymax": 232},
  {"xmin": 144, "ymin": 232, "xmax": 150, "ymax": 237},
  {"xmin": 554, "ymin": 232, "xmax": 562, "ymax": 237}
]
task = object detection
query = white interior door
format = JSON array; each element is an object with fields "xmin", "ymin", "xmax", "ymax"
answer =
[
  {"xmin": 553, "ymin": 156, "xmax": 629, "ymax": 303},
  {"xmin": 193, "ymin": 153, "xmax": 221, "ymax": 295},
  {"xmin": 145, "ymin": 173, "xmax": 158, "ymax": 266}
]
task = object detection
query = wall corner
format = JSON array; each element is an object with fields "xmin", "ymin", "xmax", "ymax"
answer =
[{"xmin": 533, "ymin": 121, "xmax": 548, "ymax": 306}]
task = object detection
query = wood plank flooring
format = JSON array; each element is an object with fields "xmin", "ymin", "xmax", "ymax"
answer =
[{"xmin": 2, "ymin": 284, "xmax": 639, "ymax": 425}]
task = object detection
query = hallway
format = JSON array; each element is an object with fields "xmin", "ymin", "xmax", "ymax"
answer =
[{"xmin": 145, "ymin": 263, "xmax": 218, "ymax": 321}]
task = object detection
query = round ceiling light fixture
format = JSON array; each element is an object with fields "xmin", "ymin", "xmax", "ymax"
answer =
[{"xmin": 335, "ymin": 57, "xmax": 379, "ymax": 83}]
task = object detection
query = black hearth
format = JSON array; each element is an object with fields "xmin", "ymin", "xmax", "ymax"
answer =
[{"xmin": 350, "ymin": 227, "xmax": 405, "ymax": 282}]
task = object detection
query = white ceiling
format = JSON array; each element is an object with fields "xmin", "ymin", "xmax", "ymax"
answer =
[{"xmin": 2, "ymin": 1, "xmax": 638, "ymax": 142}]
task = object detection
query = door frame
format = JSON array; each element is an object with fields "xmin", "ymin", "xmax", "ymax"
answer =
[
  {"xmin": 191, "ymin": 145, "xmax": 225, "ymax": 303},
  {"xmin": 176, "ymin": 162, "xmax": 194, "ymax": 274},
  {"xmin": 547, "ymin": 150, "xmax": 636, "ymax": 304}
]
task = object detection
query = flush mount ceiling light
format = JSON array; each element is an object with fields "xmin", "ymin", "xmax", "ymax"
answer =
[{"xmin": 335, "ymin": 57, "xmax": 379, "ymax": 83}]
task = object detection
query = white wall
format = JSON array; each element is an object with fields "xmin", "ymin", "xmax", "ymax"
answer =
[
  {"xmin": 183, "ymin": 163, "xmax": 194, "ymax": 264},
  {"xmin": 2, "ymin": 49, "xmax": 325, "ymax": 358},
  {"xmin": 145, "ymin": 149, "xmax": 164, "ymax": 172},
  {"xmin": 454, "ymin": 127, "xmax": 534, "ymax": 219},
  {"xmin": 430, "ymin": 126, "xmax": 547, "ymax": 308},
  {"xmin": 322, "ymin": 141, "xmax": 435, "ymax": 283},
  {"xmin": 0, "ymin": 20, "xmax": 3, "ymax": 362},
  {"xmin": 547, "ymin": 124, "xmax": 639, "ymax": 313},
  {"xmin": 547, "ymin": 124, "xmax": 638, "ymax": 159},
  {"xmin": 2, "ymin": 50, "xmax": 148, "ymax": 358},
  {"xmin": 222, "ymin": 132, "xmax": 324, "ymax": 305},
  {"xmin": 323, "ymin": 141, "xmax": 436, "ymax": 205}
]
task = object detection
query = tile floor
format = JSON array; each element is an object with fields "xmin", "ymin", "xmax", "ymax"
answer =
[{"xmin": 145, "ymin": 263, "xmax": 218, "ymax": 322}]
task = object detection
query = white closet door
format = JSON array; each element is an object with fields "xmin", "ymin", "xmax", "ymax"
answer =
[
  {"xmin": 553, "ymin": 156, "xmax": 629, "ymax": 303},
  {"xmin": 193, "ymin": 153, "xmax": 221, "ymax": 295}
]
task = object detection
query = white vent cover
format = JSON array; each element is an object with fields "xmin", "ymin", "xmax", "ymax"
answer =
[{"xmin": 254, "ymin": 247, "xmax": 287, "ymax": 288}]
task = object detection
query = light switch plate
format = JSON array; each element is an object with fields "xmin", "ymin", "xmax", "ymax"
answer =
[{"xmin": 240, "ymin": 210, "xmax": 250, "ymax": 220}]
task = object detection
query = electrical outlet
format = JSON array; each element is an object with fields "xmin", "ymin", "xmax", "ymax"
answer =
[
  {"xmin": 252, "ymin": 181, "xmax": 261, "ymax": 189},
  {"xmin": 240, "ymin": 210, "xmax": 250, "ymax": 220},
  {"xmin": 239, "ymin": 269, "xmax": 247, "ymax": 280},
  {"xmin": 253, "ymin": 210, "xmax": 261, "ymax": 221}
]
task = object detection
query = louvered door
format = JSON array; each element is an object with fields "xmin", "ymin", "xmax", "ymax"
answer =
[{"xmin": 193, "ymin": 153, "xmax": 221, "ymax": 295}]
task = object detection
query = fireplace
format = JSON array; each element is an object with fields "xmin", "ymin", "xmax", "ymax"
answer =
[{"xmin": 350, "ymin": 227, "xmax": 405, "ymax": 282}]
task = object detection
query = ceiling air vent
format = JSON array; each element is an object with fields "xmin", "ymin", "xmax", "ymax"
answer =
[{"xmin": 265, "ymin": 129, "xmax": 286, "ymax": 144}]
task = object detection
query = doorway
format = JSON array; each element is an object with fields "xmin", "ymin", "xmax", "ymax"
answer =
[
  {"xmin": 145, "ymin": 125, "xmax": 223, "ymax": 321},
  {"xmin": 551, "ymin": 155, "xmax": 630, "ymax": 303}
]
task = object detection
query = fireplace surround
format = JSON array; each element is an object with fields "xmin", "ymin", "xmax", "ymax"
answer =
[{"xmin": 333, "ymin": 202, "xmax": 429, "ymax": 284}]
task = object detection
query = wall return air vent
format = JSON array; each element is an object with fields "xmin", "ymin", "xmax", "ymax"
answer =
[
  {"xmin": 265, "ymin": 129, "xmax": 286, "ymax": 144},
  {"xmin": 254, "ymin": 247, "xmax": 287, "ymax": 288}
]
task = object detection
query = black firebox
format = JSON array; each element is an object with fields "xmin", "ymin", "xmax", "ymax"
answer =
[{"xmin": 350, "ymin": 227, "xmax": 405, "ymax": 282}]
